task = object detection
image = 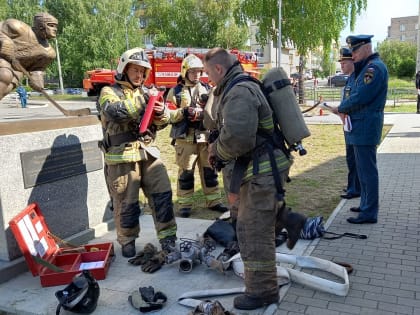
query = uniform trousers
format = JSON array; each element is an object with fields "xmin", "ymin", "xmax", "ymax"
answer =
[
  {"xmin": 237, "ymin": 172, "xmax": 282, "ymax": 298},
  {"xmin": 175, "ymin": 140, "xmax": 221, "ymax": 208},
  {"xmin": 106, "ymin": 157, "xmax": 177, "ymax": 246},
  {"xmin": 353, "ymin": 145, "xmax": 379, "ymax": 220},
  {"xmin": 345, "ymin": 142, "xmax": 360, "ymax": 195}
]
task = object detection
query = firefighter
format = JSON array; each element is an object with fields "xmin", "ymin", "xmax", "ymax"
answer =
[
  {"xmin": 97, "ymin": 47, "xmax": 177, "ymax": 258},
  {"xmin": 166, "ymin": 54, "xmax": 227, "ymax": 218},
  {"xmin": 0, "ymin": 12, "xmax": 58, "ymax": 100},
  {"xmin": 203, "ymin": 48, "xmax": 306, "ymax": 310}
]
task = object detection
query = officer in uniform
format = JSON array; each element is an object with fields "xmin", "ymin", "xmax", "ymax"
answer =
[
  {"xmin": 338, "ymin": 48, "xmax": 361, "ymax": 200},
  {"xmin": 166, "ymin": 54, "xmax": 227, "ymax": 218},
  {"xmin": 203, "ymin": 48, "xmax": 306, "ymax": 310},
  {"xmin": 97, "ymin": 48, "xmax": 177, "ymax": 257},
  {"xmin": 332, "ymin": 35, "xmax": 388, "ymax": 224}
]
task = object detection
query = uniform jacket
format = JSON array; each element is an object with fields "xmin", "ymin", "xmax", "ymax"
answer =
[
  {"xmin": 166, "ymin": 80, "xmax": 209, "ymax": 142},
  {"xmin": 98, "ymin": 79, "xmax": 170, "ymax": 165},
  {"xmin": 338, "ymin": 53, "xmax": 388, "ymax": 146},
  {"xmin": 212, "ymin": 63, "xmax": 291, "ymax": 182}
]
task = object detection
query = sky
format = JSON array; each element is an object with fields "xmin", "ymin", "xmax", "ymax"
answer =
[{"xmin": 339, "ymin": 0, "xmax": 419, "ymax": 46}]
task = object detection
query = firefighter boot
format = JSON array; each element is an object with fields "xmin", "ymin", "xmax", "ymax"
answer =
[
  {"xmin": 122, "ymin": 240, "xmax": 136, "ymax": 258},
  {"xmin": 208, "ymin": 203, "xmax": 228, "ymax": 213},
  {"xmin": 179, "ymin": 207, "xmax": 191, "ymax": 218},
  {"xmin": 285, "ymin": 212, "xmax": 307, "ymax": 250},
  {"xmin": 233, "ymin": 293, "xmax": 278, "ymax": 310}
]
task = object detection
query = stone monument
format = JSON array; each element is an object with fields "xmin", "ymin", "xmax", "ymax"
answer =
[{"xmin": 0, "ymin": 13, "xmax": 113, "ymax": 283}]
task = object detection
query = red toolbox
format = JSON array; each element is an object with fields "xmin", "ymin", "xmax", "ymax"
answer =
[{"xmin": 9, "ymin": 202, "xmax": 114, "ymax": 287}]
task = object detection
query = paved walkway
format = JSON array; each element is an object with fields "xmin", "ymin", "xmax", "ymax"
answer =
[{"xmin": 0, "ymin": 110, "xmax": 419, "ymax": 315}]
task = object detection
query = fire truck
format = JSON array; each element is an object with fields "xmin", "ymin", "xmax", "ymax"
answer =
[{"xmin": 83, "ymin": 47, "xmax": 258, "ymax": 97}]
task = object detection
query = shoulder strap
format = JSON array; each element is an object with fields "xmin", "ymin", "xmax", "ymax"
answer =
[{"xmin": 224, "ymin": 74, "xmax": 261, "ymax": 96}]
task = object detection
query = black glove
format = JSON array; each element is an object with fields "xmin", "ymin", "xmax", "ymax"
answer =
[
  {"xmin": 128, "ymin": 286, "xmax": 167, "ymax": 313},
  {"xmin": 128, "ymin": 243, "xmax": 158, "ymax": 266},
  {"xmin": 141, "ymin": 251, "xmax": 166, "ymax": 273}
]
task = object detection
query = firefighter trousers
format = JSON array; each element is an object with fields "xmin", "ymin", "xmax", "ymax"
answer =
[
  {"xmin": 237, "ymin": 171, "xmax": 289, "ymax": 298},
  {"xmin": 174, "ymin": 140, "xmax": 221, "ymax": 209},
  {"xmin": 105, "ymin": 157, "xmax": 177, "ymax": 246}
]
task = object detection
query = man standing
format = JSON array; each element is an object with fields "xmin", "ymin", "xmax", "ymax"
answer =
[
  {"xmin": 166, "ymin": 54, "xmax": 227, "ymax": 218},
  {"xmin": 16, "ymin": 85, "xmax": 27, "ymax": 108},
  {"xmin": 0, "ymin": 13, "xmax": 58, "ymax": 100},
  {"xmin": 97, "ymin": 48, "xmax": 177, "ymax": 257},
  {"xmin": 338, "ymin": 48, "xmax": 360, "ymax": 200},
  {"xmin": 415, "ymin": 70, "xmax": 420, "ymax": 114},
  {"xmin": 333, "ymin": 35, "xmax": 388, "ymax": 224},
  {"xmin": 203, "ymin": 48, "xmax": 306, "ymax": 310}
]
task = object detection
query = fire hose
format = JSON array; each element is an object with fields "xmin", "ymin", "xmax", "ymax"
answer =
[
  {"xmin": 301, "ymin": 95, "xmax": 323, "ymax": 114},
  {"xmin": 177, "ymin": 252, "xmax": 350, "ymax": 313}
]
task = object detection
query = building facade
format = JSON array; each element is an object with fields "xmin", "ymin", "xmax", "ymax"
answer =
[{"xmin": 387, "ymin": 15, "xmax": 418, "ymax": 43}]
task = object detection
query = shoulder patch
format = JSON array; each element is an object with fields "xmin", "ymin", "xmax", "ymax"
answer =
[{"xmin": 364, "ymin": 67, "xmax": 375, "ymax": 84}]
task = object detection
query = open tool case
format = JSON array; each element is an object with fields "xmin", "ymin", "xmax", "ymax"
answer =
[{"xmin": 9, "ymin": 202, "xmax": 114, "ymax": 287}]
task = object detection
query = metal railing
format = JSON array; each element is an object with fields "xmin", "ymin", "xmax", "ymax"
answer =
[{"xmin": 299, "ymin": 87, "xmax": 417, "ymax": 106}]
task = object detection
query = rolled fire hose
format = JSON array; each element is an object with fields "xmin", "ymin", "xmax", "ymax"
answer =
[{"xmin": 178, "ymin": 253, "xmax": 349, "ymax": 313}]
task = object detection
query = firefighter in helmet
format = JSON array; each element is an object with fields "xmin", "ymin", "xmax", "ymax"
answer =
[
  {"xmin": 166, "ymin": 54, "xmax": 227, "ymax": 218},
  {"xmin": 0, "ymin": 12, "xmax": 58, "ymax": 100},
  {"xmin": 97, "ymin": 47, "xmax": 177, "ymax": 258}
]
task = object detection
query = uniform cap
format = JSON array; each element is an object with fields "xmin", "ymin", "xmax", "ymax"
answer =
[
  {"xmin": 346, "ymin": 35, "xmax": 373, "ymax": 52},
  {"xmin": 338, "ymin": 47, "xmax": 352, "ymax": 62}
]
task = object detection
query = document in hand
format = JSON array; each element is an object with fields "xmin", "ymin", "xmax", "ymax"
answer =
[{"xmin": 343, "ymin": 115, "xmax": 352, "ymax": 132}]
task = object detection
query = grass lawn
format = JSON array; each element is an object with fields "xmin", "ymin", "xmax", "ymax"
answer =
[{"xmin": 152, "ymin": 117, "xmax": 393, "ymax": 221}]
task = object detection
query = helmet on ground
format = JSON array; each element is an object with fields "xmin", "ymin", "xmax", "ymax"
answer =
[
  {"xmin": 55, "ymin": 270, "xmax": 100, "ymax": 314},
  {"xmin": 181, "ymin": 54, "xmax": 203, "ymax": 79},
  {"xmin": 116, "ymin": 47, "xmax": 151, "ymax": 80}
]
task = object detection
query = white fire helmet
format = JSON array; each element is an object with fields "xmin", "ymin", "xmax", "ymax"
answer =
[
  {"xmin": 116, "ymin": 47, "xmax": 151, "ymax": 79},
  {"xmin": 181, "ymin": 54, "xmax": 203, "ymax": 79}
]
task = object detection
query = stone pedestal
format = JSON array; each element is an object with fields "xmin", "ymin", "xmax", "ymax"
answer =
[{"xmin": 0, "ymin": 116, "xmax": 113, "ymax": 282}]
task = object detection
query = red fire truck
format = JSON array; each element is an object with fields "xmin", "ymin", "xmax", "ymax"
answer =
[{"xmin": 83, "ymin": 47, "xmax": 258, "ymax": 96}]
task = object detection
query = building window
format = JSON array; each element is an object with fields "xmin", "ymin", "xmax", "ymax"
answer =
[
  {"xmin": 400, "ymin": 24, "xmax": 405, "ymax": 32},
  {"xmin": 400, "ymin": 34, "xmax": 406, "ymax": 41}
]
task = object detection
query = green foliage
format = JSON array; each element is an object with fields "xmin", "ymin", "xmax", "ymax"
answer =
[
  {"xmin": 377, "ymin": 40, "xmax": 416, "ymax": 78},
  {"xmin": 3, "ymin": 0, "xmax": 42, "ymax": 22},
  {"xmin": 142, "ymin": 0, "xmax": 248, "ymax": 49},
  {"xmin": 388, "ymin": 76, "xmax": 416, "ymax": 89},
  {"xmin": 237, "ymin": 0, "xmax": 367, "ymax": 56}
]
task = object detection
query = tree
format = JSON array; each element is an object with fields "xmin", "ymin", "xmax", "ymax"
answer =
[
  {"xmin": 236, "ymin": 0, "xmax": 367, "ymax": 103},
  {"xmin": 377, "ymin": 40, "xmax": 416, "ymax": 78},
  {"xmin": 141, "ymin": 0, "xmax": 248, "ymax": 49},
  {"xmin": 43, "ymin": 0, "xmax": 140, "ymax": 86},
  {"xmin": 237, "ymin": 0, "xmax": 366, "ymax": 55}
]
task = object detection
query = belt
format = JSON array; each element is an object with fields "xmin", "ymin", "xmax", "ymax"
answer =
[{"xmin": 108, "ymin": 133, "xmax": 138, "ymax": 146}]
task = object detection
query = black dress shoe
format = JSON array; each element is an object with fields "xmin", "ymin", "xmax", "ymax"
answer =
[
  {"xmin": 340, "ymin": 193, "xmax": 360, "ymax": 199},
  {"xmin": 347, "ymin": 217, "xmax": 377, "ymax": 224},
  {"xmin": 350, "ymin": 207, "xmax": 361, "ymax": 212}
]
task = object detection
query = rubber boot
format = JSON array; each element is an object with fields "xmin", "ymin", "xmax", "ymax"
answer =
[
  {"xmin": 208, "ymin": 203, "xmax": 228, "ymax": 213},
  {"xmin": 233, "ymin": 294, "xmax": 278, "ymax": 310},
  {"xmin": 121, "ymin": 240, "xmax": 136, "ymax": 258},
  {"xmin": 179, "ymin": 207, "xmax": 191, "ymax": 218}
]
